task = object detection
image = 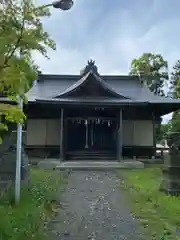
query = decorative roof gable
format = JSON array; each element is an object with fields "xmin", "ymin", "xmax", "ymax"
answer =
[{"xmin": 54, "ymin": 60, "xmax": 130, "ymax": 99}]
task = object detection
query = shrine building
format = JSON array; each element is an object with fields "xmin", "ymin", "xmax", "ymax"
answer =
[{"xmin": 24, "ymin": 60, "xmax": 180, "ymax": 161}]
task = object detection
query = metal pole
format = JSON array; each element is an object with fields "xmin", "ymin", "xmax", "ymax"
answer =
[
  {"xmin": 14, "ymin": 0, "xmax": 74, "ymax": 204},
  {"xmin": 36, "ymin": 3, "xmax": 54, "ymax": 10},
  {"xmin": 15, "ymin": 95, "xmax": 23, "ymax": 204},
  {"xmin": 15, "ymin": 46, "xmax": 24, "ymax": 204}
]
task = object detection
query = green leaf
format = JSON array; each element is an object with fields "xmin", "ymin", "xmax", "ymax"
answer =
[
  {"xmin": 129, "ymin": 53, "xmax": 169, "ymax": 96},
  {"xmin": 0, "ymin": 0, "xmax": 56, "ymax": 142}
]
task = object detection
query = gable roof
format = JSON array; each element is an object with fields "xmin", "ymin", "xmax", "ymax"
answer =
[
  {"xmin": 27, "ymin": 73, "xmax": 178, "ymax": 102},
  {"xmin": 27, "ymin": 73, "xmax": 145, "ymax": 102},
  {"xmin": 26, "ymin": 70, "xmax": 180, "ymax": 113},
  {"xmin": 53, "ymin": 71, "xmax": 129, "ymax": 99}
]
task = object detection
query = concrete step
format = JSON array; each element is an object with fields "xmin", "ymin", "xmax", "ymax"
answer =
[
  {"xmin": 38, "ymin": 160, "xmax": 144, "ymax": 170},
  {"xmin": 56, "ymin": 161, "xmax": 144, "ymax": 170}
]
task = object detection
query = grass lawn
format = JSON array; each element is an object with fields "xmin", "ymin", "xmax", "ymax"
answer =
[
  {"xmin": 0, "ymin": 169, "xmax": 67, "ymax": 240},
  {"xmin": 119, "ymin": 165, "xmax": 180, "ymax": 240}
]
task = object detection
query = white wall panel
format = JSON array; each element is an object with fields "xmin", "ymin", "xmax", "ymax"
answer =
[
  {"xmin": 122, "ymin": 120, "xmax": 134, "ymax": 145},
  {"xmin": 46, "ymin": 119, "xmax": 60, "ymax": 145},
  {"xmin": 122, "ymin": 120, "xmax": 153, "ymax": 146},
  {"xmin": 26, "ymin": 119, "xmax": 46, "ymax": 145},
  {"xmin": 133, "ymin": 120, "xmax": 153, "ymax": 146}
]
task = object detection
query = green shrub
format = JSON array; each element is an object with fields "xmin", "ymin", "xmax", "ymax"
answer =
[
  {"xmin": 0, "ymin": 169, "xmax": 67, "ymax": 240},
  {"xmin": 119, "ymin": 166, "xmax": 180, "ymax": 240}
]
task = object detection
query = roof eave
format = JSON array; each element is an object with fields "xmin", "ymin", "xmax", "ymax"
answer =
[
  {"xmin": 149, "ymin": 101, "xmax": 180, "ymax": 116},
  {"xmin": 35, "ymin": 98, "xmax": 148, "ymax": 106}
]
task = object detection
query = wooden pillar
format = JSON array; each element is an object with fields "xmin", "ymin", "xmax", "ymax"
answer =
[
  {"xmin": 85, "ymin": 119, "xmax": 89, "ymax": 148},
  {"xmin": 60, "ymin": 108, "xmax": 64, "ymax": 161},
  {"xmin": 152, "ymin": 112, "xmax": 156, "ymax": 158},
  {"xmin": 119, "ymin": 108, "xmax": 123, "ymax": 161}
]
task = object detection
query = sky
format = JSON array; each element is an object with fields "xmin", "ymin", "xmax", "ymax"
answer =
[{"xmin": 34, "ymin": 0, "xmax": 180, "ymax": 123}]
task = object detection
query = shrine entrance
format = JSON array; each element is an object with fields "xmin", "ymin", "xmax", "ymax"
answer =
[{"xmin": 66, "ymin": 117, "xmax": 117, "ymax": 152}]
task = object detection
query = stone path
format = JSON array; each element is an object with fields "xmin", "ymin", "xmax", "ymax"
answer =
[{"xmin": 48, "ymin": 171, "xmax": 144, "ymax": 240}]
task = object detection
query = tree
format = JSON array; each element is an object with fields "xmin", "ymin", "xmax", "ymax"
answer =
[
  {"xmin": 156, "ymin": 122, "xmax": 170, "ymax": 143},
  {"xmin": 130, "ymin": 53, "xmax": 169, "ymax": 96},
  {"xmin": 164, "ymin": 60, "xmax": 180, "ymax": 145},
  {"xmin": 0, "ymin": 0, "xmax": 55, "ymax": 141},
  {"xmin": 170, "ymin": 60, "xmax": 180, "ymax": 98},
  {"xmin": 169, "ymin": 60, "xmax": 180, "ymax": 133}
]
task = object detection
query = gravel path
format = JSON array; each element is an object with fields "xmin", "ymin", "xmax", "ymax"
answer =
[{"xmin": 48, "ymin": 171, "xmax": 144, "ymax": 240}]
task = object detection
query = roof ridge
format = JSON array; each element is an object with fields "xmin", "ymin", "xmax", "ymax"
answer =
[{"xmin": 37, "ymin": 73, "xmax": 139, "ymax": 81}]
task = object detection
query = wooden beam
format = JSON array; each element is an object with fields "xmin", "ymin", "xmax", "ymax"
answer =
[{"xmin": 60, "ymin": 108, "xmax": 64, "ymax": 161}]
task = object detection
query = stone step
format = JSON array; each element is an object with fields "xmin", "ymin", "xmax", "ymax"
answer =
[
  {"xmin": 67, "ymin": 151, "xmax": 114, "ymax": 155},
  {"xmin": 56, "ymin": 161, "xmax": 145, "ymax": 170},
  {"xmin": 68, "ymin": 156, "xmax": 115, "ymax": 161},
  {"xmin": 67, "ymin": 155, "xmax": 116, "ymax": 161},
  {"xmin": 38, "ymin": 160, "xmax": 144, "ymax": 170},
  {"xmin": 67, "ymin": 150, "xmax": 116, "ymax": 160}
]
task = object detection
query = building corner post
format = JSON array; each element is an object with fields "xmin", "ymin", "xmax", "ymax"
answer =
[
  {"xmin": 119, "ymin": 108, "xmax": 123, "ymax": 161},
  {"xmin": 152, "ymin": 112, "xmax": 156, "ymax": 158},
  {"xmin": 60, "ymin": 108, "xmax": 64, "ymax": 162}
]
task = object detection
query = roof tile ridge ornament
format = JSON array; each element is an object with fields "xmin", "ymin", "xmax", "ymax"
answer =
[{"xmin": 80, "ymin": 59, "xmax": 100, "ymax": 76}]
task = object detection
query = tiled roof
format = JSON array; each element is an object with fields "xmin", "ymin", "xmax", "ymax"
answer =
[{"xmin": 26, "ymin": 72, "xmax": 180, "ymax": 106}]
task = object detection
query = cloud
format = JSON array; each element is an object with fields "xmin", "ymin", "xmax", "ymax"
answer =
[{"xmin": 33, "ymin": 0, "xmax": 180, "ymax": 122}]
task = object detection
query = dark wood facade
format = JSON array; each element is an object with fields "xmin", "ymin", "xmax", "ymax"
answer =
[
  {"xmin": 24, "ymin": 60, "xmax": 180, "ymax": 161},
  {"xmin": 25, "ymin": 103, "xmax": 157, "ymax": 160}
]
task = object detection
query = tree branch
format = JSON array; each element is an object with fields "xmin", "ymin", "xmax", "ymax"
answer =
[{"xmin": 2, "ymin": 1, "xmax": 26, "ymax": 68}]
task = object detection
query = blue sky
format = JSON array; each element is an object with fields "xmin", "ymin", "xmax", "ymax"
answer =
[{"xmin": 34, "ymin": 0, "xmax": 180, "ymax": 122}]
